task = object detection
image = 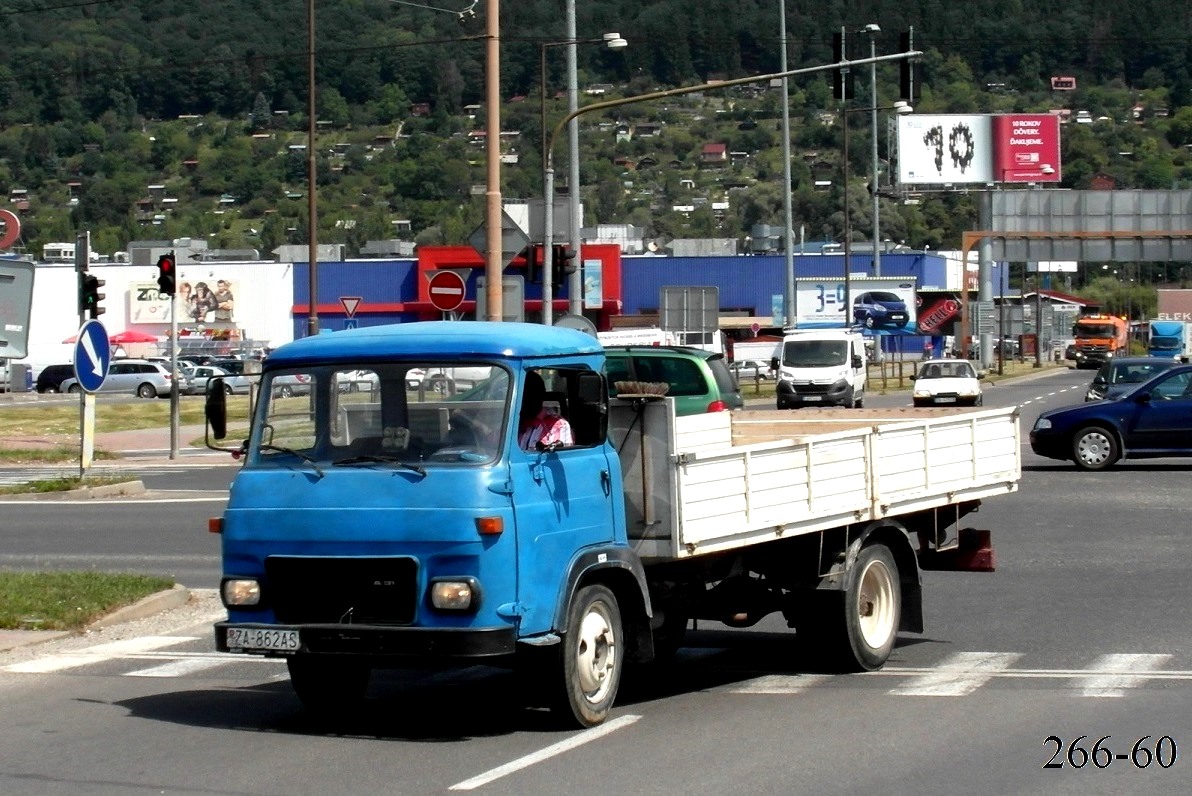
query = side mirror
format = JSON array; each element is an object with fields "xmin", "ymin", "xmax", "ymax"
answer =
[
  {"xmin": 206, "ymin": 379, "xmax": 228, "ymax": 440},
  {"xmin": 977, "ymin": 370, "xmax": 987, "ymax": 380},
  {"xmin": 770, "ymin": 357, "xmax": 779, "ymax": 372},
  {"xmin": 852, "ymin": 355, "xmax": 863, "ymax": 369}
]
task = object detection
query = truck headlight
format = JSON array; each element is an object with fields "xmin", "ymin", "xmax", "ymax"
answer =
[
  {"xmin": 431, "ymin": 578, "xmax": 479, "ymax": 611},
  {"xmin": 222, "ymin": 578, "xmax": 261, "ymax": 606}
]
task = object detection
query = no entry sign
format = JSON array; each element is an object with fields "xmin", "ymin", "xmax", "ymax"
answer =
[{"xmin": 427, "ymin": 270, "xmax": 466, "ymax": 312}]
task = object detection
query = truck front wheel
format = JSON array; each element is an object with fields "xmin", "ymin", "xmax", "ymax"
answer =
[
  {"xmin": 287, "ymin": 655, "xmax": 371, "ymax": 716},
  {"xmin": 554, "ymin": 585, "xmax": 623, "ymax": 727}
]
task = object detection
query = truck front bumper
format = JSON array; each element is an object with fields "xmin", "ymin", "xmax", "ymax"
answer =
[{"xmin": 215, "ymin": 621, "xmax": 518, "ymax": 660}]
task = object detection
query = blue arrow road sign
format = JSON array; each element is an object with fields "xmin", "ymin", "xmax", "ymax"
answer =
[{"xmin": 73, "ymin": 319, "xmax": 111, "ymax": 392}]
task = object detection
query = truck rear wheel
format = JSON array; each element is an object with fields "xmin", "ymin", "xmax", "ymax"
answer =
[
  {"xmin": 552, "ymin": 584, "xmax": 623, "ymax": 727},
  {"xmin": 806, "ymin": 544, "xmax": 900, "ymax": 671},
  {"xmin": 287, "ymin": 655, "xmax": 371, "ymax": 716}
]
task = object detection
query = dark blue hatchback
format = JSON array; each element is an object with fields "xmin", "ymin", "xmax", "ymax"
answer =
[{"xmin": 1030, "ymin": 364, "xmax": 1192, "ymax": 470}]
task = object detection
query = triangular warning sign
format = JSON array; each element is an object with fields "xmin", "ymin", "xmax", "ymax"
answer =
[{"xmin": 340, "ymin": 296, "xmax": 362, "ymax": 318}]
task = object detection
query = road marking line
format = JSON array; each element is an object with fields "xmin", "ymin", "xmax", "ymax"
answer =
[
  {"xmin": 449, "ymin": 714, "xmax": 640, "ymax": 791},
  {"xmin": 126, "ymin": 658, "xmax": 229, "ymax": 678},
  {"xmin": 2, "ymin": 636, "xmax": 198, "ymax": 673},
  {"xmin": 889, "ymin": 651, "xmax": 1022, "ymax": 696},
  {"xmin": 728, "ymin": 674, "xmax": 833, "ymax": 694},
  {"xmin": 1078, "ymin": 653, "xmax": 1173, "ymax": 697}
]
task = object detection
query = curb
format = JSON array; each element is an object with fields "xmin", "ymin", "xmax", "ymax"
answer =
[
  {"xmin": 88, "ymin": 584, "xmax": 192, "ymax": 629},
  {"xmin": 0, "ymin": 480, "xmax": 146, "ymax": 501}
]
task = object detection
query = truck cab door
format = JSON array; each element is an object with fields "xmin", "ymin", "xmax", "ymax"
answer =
[{"xmin": 510, "ymin": 370, "xmax": 619, "ymax": 636}]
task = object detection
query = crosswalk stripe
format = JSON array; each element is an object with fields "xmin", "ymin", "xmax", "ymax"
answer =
[
  {"xmin": 2, "ymin": 636, "xmax": 198, "ymax": 674},
  {"xmin": 729, "ymin": 674, "xmax": 833, "ymax": 694},
  {"xmin": 1078, "ymin": 653, "xmax": 1173, "ymax": 697},
  {"xmin": 889, "ymin": 651, "xmax": 1022, "ymax": 696},
  {"xmin": 126, "ymin": 658, "xmax": 230, "ymax": 678}
]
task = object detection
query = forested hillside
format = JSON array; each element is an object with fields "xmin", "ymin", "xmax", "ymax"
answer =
[{"xmin": 1, "ymin": 0, "xmax": 1190, "ymax": 269}]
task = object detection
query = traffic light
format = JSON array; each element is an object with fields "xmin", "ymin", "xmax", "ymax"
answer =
[
  {"xmin": 79, "ymin": 272, "xmax": 105, "ymax": 319},
  {"xmin": 551, "ymin": 244, "xmax": 577, "ymax": 288},
  {"xmin": 832, "ymin": 31, "xmax": 854, "ymax": 100},
  {"xmin": 156, "ymin": 252, "xmax": 177, "ymax": 297},
  {"xmin": 523, "ymin": 244, "xmax": 543, "ymax": 284},
  {"xmin": 898, "ymin": 32, "xmax": 919, "ymax": 101}
]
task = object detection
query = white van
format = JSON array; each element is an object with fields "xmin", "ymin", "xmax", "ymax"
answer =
[{"xmin": 773, "ymin": 329, "xmax": 867, "ymax": 408}]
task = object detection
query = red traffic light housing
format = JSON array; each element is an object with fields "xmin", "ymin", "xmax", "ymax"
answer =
[{"xmin": 156, "ymin": 252, "xmax": 177, "ymax": 297}]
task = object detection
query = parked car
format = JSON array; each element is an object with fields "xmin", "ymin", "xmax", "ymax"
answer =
[
  {"xmin": 35, "ymin": 364, "xmax": 76, "ymax": 393},
  {"xmin": 405, "ymin": 366, "xmax": 489, "ymax": 394},
  {"xmin": 271, "ymin": 372, "xmax": 313, "ymax": 397},
  {"xmin": 852, "ymin": 291, "xmax": 910, "ymax": 329},
  {"xmin": 911, "ymin": 358, "xmax": 984, "ymax": 407},
  {"xmin": 604, "ymin": 345, "xmax": 744, "ymax": 415},
  {"xmin": 1030, "ymin": 364, "xmax": 1192, "ymax": 470},
  {"xmin": 1084, "ymin": 356, "xmax": 1181, "ymax": 402},
  {"xmin": 731, "ymin": 360, "xmax": 774, "ymax": 382},
  {"xmin": 59, "ymin": 359, "xmax": 173, "ymax": 398},
  {"xmin": 183, "ymin": 364, "xmax": 251, "ymax": 395}
]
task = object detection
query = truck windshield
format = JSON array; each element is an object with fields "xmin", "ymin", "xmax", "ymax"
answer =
[
  {"xmin": 1074, "ymin": 324, "xmax": 1116, "ymax": 338},
  {"xmin": 253, "ymin": 363, "xmax": 511, "ymax": 468},
  {"xmin": 782, "ymin": 340, "xmax": 848, "ymax": 368}
]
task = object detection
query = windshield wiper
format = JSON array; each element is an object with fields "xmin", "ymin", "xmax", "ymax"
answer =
[
  {"xmin": 333, "ymin": 454, "xmax": 427, "ymax": 477},
  {"xmin": 258, "ymin": 443, "xmax": 325, "ymax": 477}
]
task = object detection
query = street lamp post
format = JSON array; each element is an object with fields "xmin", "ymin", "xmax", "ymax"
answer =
[
  {"xmin": 862, "ymin": 23, "xmax": 882, "ymax": 278},
  {"xmin": 540, "ymin": 33, "xmax": 626, "ymax": 325}
]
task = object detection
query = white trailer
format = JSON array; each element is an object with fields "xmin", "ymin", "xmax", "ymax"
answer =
[{"xmin": 610, "ymin": 400, "xmax": 1018, "ymax": 669}]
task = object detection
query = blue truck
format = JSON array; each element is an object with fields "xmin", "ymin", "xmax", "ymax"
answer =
[
  {"xmin": 204, "ymin": 321, "xmax": 1019, "ymax": 727},
  {"xmin": 1147, "ymin": 319, "xmax": 1188, "ymax": 359}
]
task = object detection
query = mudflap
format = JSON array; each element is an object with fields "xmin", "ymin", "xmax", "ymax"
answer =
[{"xmin": 917, "ymin": 528, "xmax": 995, "ymax": 572}]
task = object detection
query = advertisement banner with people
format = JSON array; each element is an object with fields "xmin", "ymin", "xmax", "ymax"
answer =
[
  {"xmin": 129, "ymin": 279, "xmax": 239, "ymax": 326},
  {"xmin": 795, "ymin": 277, "xmax": 918, "ymax": 335}
]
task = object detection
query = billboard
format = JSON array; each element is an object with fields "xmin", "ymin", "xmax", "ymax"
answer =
[
  {"xmin": 898, "ymin": 113, "xmax": 1062, "ymax": 185},
  {"xmin": 898, "ymin": 115, "xmax": 994, "ymax": 184},
  {"xmin": 130, "ymin": 278, "xmax": 241, "ymax": 326},
  {"xmin": 992, "ymin": 114, "xmax": 1061, "ymax": 183},
  {"xmin": 796, "ymin": 277, "xmax": 918, "ymax": 335},
  {"xmin": 915, "ymin": 290, "xmax": 964, "ymax": 336}
]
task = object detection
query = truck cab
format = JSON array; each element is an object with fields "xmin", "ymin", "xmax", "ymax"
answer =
[{"xmin": 208, "ymin": 322, "xmax": 650, "ymax": 727}]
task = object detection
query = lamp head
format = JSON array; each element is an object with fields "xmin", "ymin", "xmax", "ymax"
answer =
[
  {"xmin": 603, "ymin": 32, "xmax": 628, "ymax": 50},
  {"xmin": 862, "ymin": 23, "xmax": 881, "ymax": 34}
]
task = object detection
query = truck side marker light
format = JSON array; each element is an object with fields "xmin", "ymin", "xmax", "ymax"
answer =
[{"xmin": 476, "ymin": 516, "xmax": 503, "ymax": 535}]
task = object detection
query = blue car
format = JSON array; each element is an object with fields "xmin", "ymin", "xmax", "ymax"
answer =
[
  {"xmin": 1030, "ymin": 364, "xmax": 1192, "ymax": 470},
  {"xmin": 853, "ymin": 291, "xmax": 909, "ymax": 329}
]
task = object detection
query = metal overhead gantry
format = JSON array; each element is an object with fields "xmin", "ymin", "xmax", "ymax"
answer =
[{"xmin": 958, "ymin": 230, "xmax": 1192, "ymax": 363}]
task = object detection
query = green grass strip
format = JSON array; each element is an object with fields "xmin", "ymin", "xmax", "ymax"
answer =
[{"xmin": 0, "ymin": 571, "xmax": 175, "ymax": 631}]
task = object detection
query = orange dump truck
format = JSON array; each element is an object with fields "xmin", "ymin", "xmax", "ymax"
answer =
[{"xmin": 1071, "ymin": 314, "xmax": 1129, "ymax": 368}]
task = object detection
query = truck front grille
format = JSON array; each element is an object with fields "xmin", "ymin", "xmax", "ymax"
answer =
[{"xmin": 265, "ymin": 556, "xmax": 418, "ymax": 625}]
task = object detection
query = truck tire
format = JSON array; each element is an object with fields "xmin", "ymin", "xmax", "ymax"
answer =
[
  {"xmin": 287, "ymin": 655, "xmax": 371, "ymax": 716},
  {"xmin": 804, "ymin": 545, "xmax": 900, "ymax": 671},
  {"xmin": 1072, "ymin": 426, "xmax": 1119, "ymax": 471},
  {"xmin": 552, "ymin": 584, "xmax": 623, "ymax": 727},
  {"xmin": 843, "ymin": 544, "xmax": 900, "ymax": 670}
]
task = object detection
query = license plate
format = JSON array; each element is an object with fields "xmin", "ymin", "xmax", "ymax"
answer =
[
  {"xmin": 802, "ymin": 395, "xmax": 822, "ymax": 401},
  {"xmin": 226, "ymin": 627, "xmax": 300, "ymax": 652},
  {"xmin": 936, "ymin": 396, "xmax": 957, "ymax": 404}
]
